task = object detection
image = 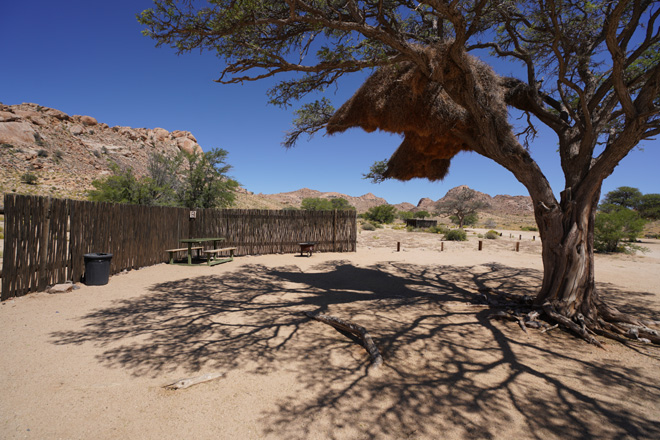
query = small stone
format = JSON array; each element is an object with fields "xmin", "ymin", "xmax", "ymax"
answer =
[{"xmin": 48, "ymin": 284, "xmax": 73, "ymax": 294}]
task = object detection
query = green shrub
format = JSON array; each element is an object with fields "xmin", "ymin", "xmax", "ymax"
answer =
[
  {"xmin": 363, "ymin": 204, "xmax": 397, "ymax": 224},
  {"xmin": 485, "ymin": 230, "xmax": 499, "ymax": 239},
  {"xmin": 595, "ymin": 208, "xmax": 646, "ymax": 253},
  {"xmin": 21, "ymin": 172, "xmax": 38, "ymax": 185},
  {"xmin": 484, "ymin": 218, "xmax": 497, "ymax": 229},
  {"xmin": 37, "ymin": 149, "xmax": 49, "ymax": 157},
  {"xmin": 33, "ymin": 132, "xmax": 46, "ymax": 147},
  {"xmin": 301, "ymin": 197, "xmax": 355, "ymax": 211},
  {"xmin": 427, "ymin": 225, "xmax": 448, "ymax": 234},
  {"xmin": 521, "ymin": 225, "xmax": 538, "ymax": 231},
  {"xmin": 444, "ymin": 229, "xmax": 467, "ymax": 241},
  {"xmin": 397, "ymin": 210, "xmax": 415, "ymax": 220},
  {"xmin": 362, "ymin": 222, "xmax": 376, "ymax": 231}
]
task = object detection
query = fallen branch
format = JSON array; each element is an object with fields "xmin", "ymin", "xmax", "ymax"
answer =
[
  {"xmin": 163, "ymin": 373, "xmax": 224, "ymax": 390},
  {"xmin": 541, "ymin": 324, "xmax": 559, "ymax": 333},
  {"xmin": 305, "ymin": 312, "xmax": 383, "ymax": 372}
]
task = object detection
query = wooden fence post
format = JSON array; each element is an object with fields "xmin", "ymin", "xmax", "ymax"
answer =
[
  {"xmin": 333, "ymin": 209, "xmax": 337, "ymax": 252},
  {"xmin": 38, "ymin": 197, "xmax": 51, "ymax": 291},
  {"xmin": 478, "ymin": 240, "xmax": 483, "ymax": 251}
]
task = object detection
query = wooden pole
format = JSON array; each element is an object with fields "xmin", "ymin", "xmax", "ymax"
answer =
[
  {"xmin": 516, "ymin": 242, "xmax": 520, "ymax": 252},
  {"xmin": 333, "ymin": 210, "xmax": 337, "ymax": 252},
  {"xmin": 441, "ymin": 242, "xmax": 444, "ymax": 252},
  {"xmin": 478, "ymin": 240, "xmax": 483, "ymax": 251},
  {"xmin": 397, "ymin": 241, "xmax": 401, "ymax": 252},
  {"xmin": 38, "ymin": 197, "xmax": 51, "ymax": 291}
]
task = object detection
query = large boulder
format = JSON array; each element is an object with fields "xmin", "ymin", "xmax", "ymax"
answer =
[
  {"xmin": 0, "ymin": 121, "xmax": 38, "ymax": 144},
  {"xmin": 176, "ymin": 137, "xmax": 202, "ymax": 155},
  {"xmin": 152, "ymin": 127, "xmax": 170, "ymax": 142},
  {"xmin": 79, "ymin": 115, "xmax": 98, "ymax": 126},
  {"xmin": 0, "ymin": 111, "xmax": 18, "ymax": 122},
  {"xmin": 69, "ymin": 124, "xmax": 85, "ymax": 136},
  {"xmin": 44, "ymin": 108, "xmax": 70, "ymax": 121}
]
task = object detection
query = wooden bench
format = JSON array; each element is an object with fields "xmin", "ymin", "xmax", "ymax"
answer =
[
  {"xmin": 165, "ymin": 246, "xmax": 203, "ymax": 264},
  {"xmin": 299, "ymin": 242, "xmax": 316, "ymax": 257},
  {"xmin": 202, "ymin": 247, "xmax": 237, "ymax": 266}
]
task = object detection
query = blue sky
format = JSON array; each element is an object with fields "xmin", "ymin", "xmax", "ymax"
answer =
[{"xmin": 1, "ymin": 1, "xmax": 657, "ymax": 205}]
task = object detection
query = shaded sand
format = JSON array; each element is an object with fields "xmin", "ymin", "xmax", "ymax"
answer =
[{"xmin": 1, "ymin": 229, "xmax": 659, "ymax": 439}]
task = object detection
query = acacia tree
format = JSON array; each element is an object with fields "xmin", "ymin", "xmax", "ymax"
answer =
[
  {"xmin": 139, "ymin": 1, "xmax": 660, "ymax": 345},
  {"xmin": 436, "ymin": 187, "xmax": 488, "ymax": 228},
  {"xmin": 179, "ymin": 148, "xmax": 238, "ymax": 209},
  {"xmin": 601, "ymin": 186, "xmax": 643, "ymax": 210}
]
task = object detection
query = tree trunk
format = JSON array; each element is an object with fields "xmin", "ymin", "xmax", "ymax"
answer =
[
  {"xmin": 534, "ymin": 189, "xmax": 599, "ymax": 321},
  {"xmin": 532, "ymin": 189, "xmax": 660, "ymax": 344}
]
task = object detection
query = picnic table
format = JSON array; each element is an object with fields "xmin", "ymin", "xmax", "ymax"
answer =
[{"xmin": 166, "ymin": 238, "xmax": 235, "ymax": 266}]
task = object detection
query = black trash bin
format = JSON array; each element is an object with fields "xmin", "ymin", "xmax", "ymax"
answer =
[{"xmin": 83, "ymin": 253, "xmax": 113, "ymax": 286}]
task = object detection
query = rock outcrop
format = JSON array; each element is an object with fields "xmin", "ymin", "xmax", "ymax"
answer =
[
  {"xmin": 0, "ymin": 102, "xmax": 204, "ymax": 200},
  {"xmin": 417, "ymin": 185, "xmax": 533, "ymax": 216}
]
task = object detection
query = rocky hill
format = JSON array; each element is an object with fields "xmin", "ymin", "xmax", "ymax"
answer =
[
  {"xmin": 414, "ymin": 185, "xmax": 533, "ymax": 216},
  {"xmin": 0, "ymin": 102, "xmax": 203, "ymax": 200}
]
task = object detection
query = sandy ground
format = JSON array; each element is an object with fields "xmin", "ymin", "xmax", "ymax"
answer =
[{"xmin": 1, "ymin": 228, "xmax": 659, "ymax": 440}]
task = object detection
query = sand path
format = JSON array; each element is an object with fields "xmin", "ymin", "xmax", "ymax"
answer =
[{"xmin": 1, "ymin": 229, "xmax": 659, "ymax": 439}]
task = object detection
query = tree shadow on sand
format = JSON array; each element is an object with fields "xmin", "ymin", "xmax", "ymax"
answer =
[{"xmin": 51, "ymin": 261, "xmax": 660, "ymax": 439}]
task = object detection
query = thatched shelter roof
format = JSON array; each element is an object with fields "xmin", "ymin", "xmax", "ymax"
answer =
[{"xmin": 327, "ymin": 45, "xmax": 506, "ymax": 181}]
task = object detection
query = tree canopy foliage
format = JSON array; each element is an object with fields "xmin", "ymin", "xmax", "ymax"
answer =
[
  {"xmin": 600, "ymin": 186, "xmax": 660, "ymax": 220},
  {"xmin": 362, "ymin": 204, "xmax": 397, "ymax": 224},
  {"xmin": 638, "ymin": 193, "xmax": 660, "ymax": 220},
  {"xmin": 178, "ymin": 148, "xmax": 238, "ymax": 209},
  {"xmin": 89, "ymin": 148, "xmax": 238, "ymax": 209},
  {"xmin": 301, "ymin": 197, "xmax": 355, "ymax": 211},
  {"xmin": 435, "ymin": 187, "xmax": 487, "ymax": 228},
  {"xmin": 139, "ymin": 1, "xmax": 660, "ymax": 345},
  {"xmin": 601, "ymin": 186, "xmax": 644, "ymax": 211},
  {"xmin": 595, "ymin": 207, "xmax": 646, "ymax": 253}
]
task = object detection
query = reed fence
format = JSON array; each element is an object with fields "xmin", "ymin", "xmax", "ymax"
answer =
[{"xmin": 1, "ymin": 194, "xmax": 356, "ymax": 300}]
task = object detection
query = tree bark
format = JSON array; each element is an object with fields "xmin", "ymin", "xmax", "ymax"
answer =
[
  {"xmin": 531, "ymin": 187, "xmax": 660, "ymax": 344},
  {"xmin": 534, "ymin": 189, "xmax": 599, "ymax": 319}
]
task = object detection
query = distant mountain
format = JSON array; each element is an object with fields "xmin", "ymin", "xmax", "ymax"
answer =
[{"xmin": 414, "ymin": 185, "xmax": 533, "ymax": 216}]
